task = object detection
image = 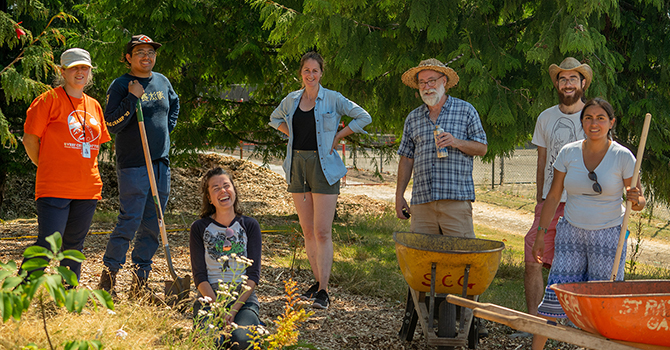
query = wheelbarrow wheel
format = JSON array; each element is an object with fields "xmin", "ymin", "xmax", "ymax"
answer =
[
  {"xmin": 437, "ymin": 300, "xmax": 456, "ymax": 350},
  {"xmin": 468, "ymin": 316, "xmax": 480, "ymax": 349}
]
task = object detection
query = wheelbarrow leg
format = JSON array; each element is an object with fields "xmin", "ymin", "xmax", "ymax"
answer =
[
  {"xmin": 437, "ymin": 299, "xmax": 456, "ymax": 350},
  {"xmin": 468, "ymin": 315, "xmax": 480, "ymax": 349},
  {"xmin": 398, "ymin": 287, "xmax": 418, "ymax": 341}
]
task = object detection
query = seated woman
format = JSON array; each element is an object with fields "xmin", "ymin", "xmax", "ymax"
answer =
[
  {"xmin": 531, "ymin": 98, "xmax": 645, "ymax": 349},
  {"xmin": 190, "ymin": 167, "xmax": 262, "ymax": 349}
]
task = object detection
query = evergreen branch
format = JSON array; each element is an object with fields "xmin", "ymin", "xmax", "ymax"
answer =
[
  {"xmin": 465, "ymin": 29, "xmax": 530, "ymax": 103},
  {"xmin": 214, "ymin": 113, "xmax": 397, "ymax": 151},
  {"xmin": 531, "ymin": 8, "xmax": 562, "ymax": 55},
  {"xmin": 214, "ymin": 116, "xmax": 283, "ymax": 146},
  {"xmin": 0, "ymin": 12, "xmax": 68, "ymax": 75},
  {"xmin": 256, "ymin": 0, "xmax": 384, "ymax": 31}
]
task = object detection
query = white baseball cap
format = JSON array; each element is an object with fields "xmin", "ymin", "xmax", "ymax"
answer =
[{"xmin": 61, "ymin": 48, "xmax": 92, "ymax": 68}]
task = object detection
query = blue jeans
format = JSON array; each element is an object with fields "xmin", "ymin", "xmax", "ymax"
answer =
[
  {"xmin": 194, "ymin": 301, "xmax": 261, "ymax": 350},
  {"xmin": 102, "ymin": 162, "xmax": 170, "ymax": 278},
  {"xmin": 23, "ymin": 197, "xmax": 97, "ymax": 281}
]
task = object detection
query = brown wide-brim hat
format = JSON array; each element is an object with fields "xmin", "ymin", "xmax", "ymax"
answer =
[
  {"xmin": 548, "ymin": 57, "xmax": 593, "ymax": 90},
  {"xmin": 401, "ymin": 58, "xmax": 459, "ymax": 89}
]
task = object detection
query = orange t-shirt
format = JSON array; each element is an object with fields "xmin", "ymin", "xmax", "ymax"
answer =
[{"xmin": 24, "ymin": 87, "xmax": 111, "ymax": 200}]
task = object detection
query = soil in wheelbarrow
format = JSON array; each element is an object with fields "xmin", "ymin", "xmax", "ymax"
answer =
[{"xmin": 1, "ymin": 153, "xmax": 585, "ymax": 350}]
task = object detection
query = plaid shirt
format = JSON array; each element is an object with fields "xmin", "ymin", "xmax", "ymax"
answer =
[{"xmin": 398, "ymin": 96, "xmax": 487, "ymax": 205}]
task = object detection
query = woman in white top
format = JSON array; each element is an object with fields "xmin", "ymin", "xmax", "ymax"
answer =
[{"xmin": 530, "ymin": 97, "xmax": 646, "ymax": 349}]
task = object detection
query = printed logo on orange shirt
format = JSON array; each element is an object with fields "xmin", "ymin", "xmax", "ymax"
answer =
[{"xmin": 66, "ymin": 110, "xmax": 102, "ymax": 150}]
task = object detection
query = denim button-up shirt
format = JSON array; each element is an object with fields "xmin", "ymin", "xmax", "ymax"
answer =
[{"xmin": 269, "ymin": 86, "xmax": 372, "ymax": 185}]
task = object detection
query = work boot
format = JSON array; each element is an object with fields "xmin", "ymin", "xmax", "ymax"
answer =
[
  {"xmin": 129, "ymin": 272, "xmax": 163, "ymax": 305},
  {"xmin": 97, "ymin": 268, "xmax": 118, "ymax": 297}
]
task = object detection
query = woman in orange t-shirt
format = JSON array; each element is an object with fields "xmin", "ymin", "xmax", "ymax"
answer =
[{"xmin": 22, "ymin": 48, "xmax": 111, "ymax": 282}]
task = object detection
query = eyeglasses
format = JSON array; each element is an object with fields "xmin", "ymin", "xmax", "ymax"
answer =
[
  {"xmin": 588, "ymin": 171, "xmax": 602, "ymax": 194},
  {"xmin": 133, "ymin": 50, "xmax": 156, "ymax": 58},
  {"xmin": 558, "ymin": 77, "xmax": 580, "ymax": 86},
  {"xmin": 418, "ymin": 75, "xmax": 445, "ymax": 88}
]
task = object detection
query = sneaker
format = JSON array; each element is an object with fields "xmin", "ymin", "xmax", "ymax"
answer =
[
  {"xmin": 312, "ymin": 289, "xmax": 330, "ymax": 309},
  {"xmin": 300, "ymin": 282, "xmax": 320, "ymax": 301}
]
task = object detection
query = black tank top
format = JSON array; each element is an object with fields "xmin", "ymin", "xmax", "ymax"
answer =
[{"xmin": 292, "ymin": 107, "xmax": 318, "ymax": 150}]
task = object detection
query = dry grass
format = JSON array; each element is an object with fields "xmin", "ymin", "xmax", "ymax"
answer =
[{"xmin": 0, "ymin": 297, "xmax": 193, "ymax": 349}]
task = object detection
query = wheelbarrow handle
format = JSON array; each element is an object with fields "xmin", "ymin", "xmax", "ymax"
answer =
[
  {"xmin": 447, "ymin": 295, "xmax": 642, "ymax": 350},
  {"xmin": 473, "ymin": 309, "xmax": 641, "ymax": 350},
  {"xmin": 611, "ymin": 112, "xmax": 651, "ymax": 281},
  {"xmin": 136, "ymin": 100, "xmax": 181, "ymax": 281}
]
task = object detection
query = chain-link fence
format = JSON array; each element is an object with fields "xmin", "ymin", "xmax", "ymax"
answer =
[
  {"xmin": 474, "ymin": 149, "xmax": 536, "ymax": 187},
  {"xmin": 231, "ymin": 142, "xmax": 670, "ymax": 221},
  {"xmin": 474, "ymin": 148, "xmax": 670, "ymax": 221}
]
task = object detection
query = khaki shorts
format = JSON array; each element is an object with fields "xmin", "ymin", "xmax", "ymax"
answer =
[
  {"xmin": 287, "ymin": 150, "xmax": 340, "ymax": 194},
  {"xmin": 410, "ymin": 200, "xmax": 475, "ymax": 238}
]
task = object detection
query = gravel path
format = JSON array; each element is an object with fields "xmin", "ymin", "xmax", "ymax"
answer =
[
  {"xmin": 231, "ymin": 150, "xmax": 669, "ymax": 269},
  {"xmin": 341, "ymin": 183, "xmax": 670, "ymax": 269}
]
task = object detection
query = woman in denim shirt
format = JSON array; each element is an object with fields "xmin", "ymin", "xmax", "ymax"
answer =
[{"xmin": 269, "ymin": 52, "xmax": 372, "ymax": 309}]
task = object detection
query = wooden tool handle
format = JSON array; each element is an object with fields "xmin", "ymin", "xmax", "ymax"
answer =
[{"xmin": 611, "ymin": 113, "xmax": 652, "ymax": 281}]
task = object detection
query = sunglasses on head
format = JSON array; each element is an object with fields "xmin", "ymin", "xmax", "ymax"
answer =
[{"xmin": 588, "ymin": 171, "xmax": 602, "ymax": 195}]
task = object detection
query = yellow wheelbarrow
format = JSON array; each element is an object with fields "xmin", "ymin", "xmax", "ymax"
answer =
[{"xmin": 394, "ymin": 231, "xmax": 505, "ymax": 350}]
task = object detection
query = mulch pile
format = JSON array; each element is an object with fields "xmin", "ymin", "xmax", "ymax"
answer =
[{"xmin": 0, "ymin": 153, "xmax": 582, "ymax": 349}]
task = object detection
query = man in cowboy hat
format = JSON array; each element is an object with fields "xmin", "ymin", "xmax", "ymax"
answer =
[
  {"xmin": 395, "ymin": 58, "xmax": 488, "ymax": 238},
  {"xmin": 522, "ymin": 57, "xmax": 591, "ymax": 325},
  {"xmin": 98, "ymin": 34, "xmax": 180, "ymax": 299}
]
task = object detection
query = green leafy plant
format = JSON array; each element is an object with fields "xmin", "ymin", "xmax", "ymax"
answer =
[
  {"xmin": 192, "ymin": 254, "xmax": 313, "ymax": 350},
  {"xmin": 626, "ymin": 215, "xmax": 645, "ymax": 276},
  {"xmin": 251, "ymin": 279, "xmax": 314, "ymax": 350},
  {"xmin": 0, "ymin": 232, "xmax": 113, "ymax": 350}
]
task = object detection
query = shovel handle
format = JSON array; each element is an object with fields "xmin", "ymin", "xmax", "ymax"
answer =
[
  {"xmin": 610, "ymin": 113, "xmax": 651, "ymax": 281},
  {"xmin": 136, "ymin": 100, "xmax": 180, "ymax": 281}
]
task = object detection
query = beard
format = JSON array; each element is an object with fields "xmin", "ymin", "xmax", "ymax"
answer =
[
  {"xmin": 558, "ymin": 85, "xmax": 584, "ymax": 106},
  {"xmin": 420, "ymin": 83, "xmax": 445, "ymax": 107}
]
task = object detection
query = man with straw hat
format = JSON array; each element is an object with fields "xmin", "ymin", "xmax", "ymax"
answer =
[
  {"xmin": 395, "ymin": 58, "xmax": 487, "ymax": 238},
  {"xmin": 521, "ymin": 57, "xmax": 591, "ymax": 332}
]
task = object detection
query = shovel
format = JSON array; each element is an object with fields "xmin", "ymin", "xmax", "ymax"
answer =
[
  {"xmin": 136, "ymin": 100, "xmax": 191, "ymax": 301},
  {"xmin": 610, "ymin": 112, "xmax": 651, "ymax": 281}
]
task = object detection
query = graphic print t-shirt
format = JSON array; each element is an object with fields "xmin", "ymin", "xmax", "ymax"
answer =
[
  {"xmin": 24, "ymin": 87, "xmax": 111, "ymax": 200},
  {"xmin": 531, "ymin": 105, "xmax": 584, "ymax": 201},
  {"xmin": 190, "ymin": 216, "xmax": 262, "ymax": 306},
  {"xmin": 202, "ymin": 220, "xmax": 250, "ymax": 285}
]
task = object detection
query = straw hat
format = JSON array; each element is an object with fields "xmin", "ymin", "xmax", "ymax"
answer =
[
  {"xmin": 548, "ymin": 57, "xmax": 593, "ymax": 90},
  {"xmin": 402, "ymin": 58, "xmax": 459, "ymax": 89}
]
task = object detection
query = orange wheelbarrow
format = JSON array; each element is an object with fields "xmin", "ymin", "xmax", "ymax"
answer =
[
  {"xmin": 446, "ymin": 279, "xmax": 670, "ymax": 350},
  {"xmin": 394, "ymin": 231, "xmax": 505, "ymax": 350},
  {"xmin": 551, "ymin": 280, "xmax": 670, "ymax": 348}
]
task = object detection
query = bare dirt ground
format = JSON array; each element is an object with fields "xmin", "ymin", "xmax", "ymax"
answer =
[{"xmin": 1, "ymin": 154, "xmax": 667, "ymax": 350}]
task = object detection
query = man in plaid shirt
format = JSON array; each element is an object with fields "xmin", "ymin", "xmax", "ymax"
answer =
[{"xmin": 395, "ymin": 58, "xmax": 487, "ymax": 238}]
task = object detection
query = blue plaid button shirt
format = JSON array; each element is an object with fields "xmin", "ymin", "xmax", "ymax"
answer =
[{"xmin": 397, "ymin": 96, "xmax": 487, "ymax": 205}]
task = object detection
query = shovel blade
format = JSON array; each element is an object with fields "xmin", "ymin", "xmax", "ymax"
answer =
[{"xmin": 165, "ymin": 274, "xmax": 191, "ymax": 301}]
